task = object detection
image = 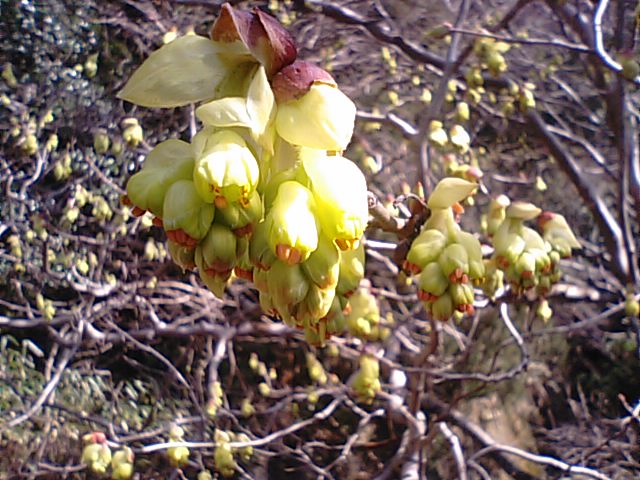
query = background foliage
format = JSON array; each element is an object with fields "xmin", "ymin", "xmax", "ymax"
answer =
[{"xmin": 1, "ymin": 0, "xmax": 639, "ymax": 478}]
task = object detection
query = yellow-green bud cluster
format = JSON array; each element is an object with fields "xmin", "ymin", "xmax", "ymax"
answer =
[
  {"xmin": 473, "ymin": 38, "xmax": 510, "ymax": 77},
  {"xmin": 345, "ymin": 286, "xmax": 389, "ymax": 341},
  {"xmin": 167, "ymin": 425, "xmax": 189, "ymax": 468},
  {"xmin": 111, "ymin": 447, "xmax": 135, "ymax": 480},
  {"xmin": 352, "ymin": 354, "xmax": 381, "ymax": 404},
  {"xmin": 489, "ymin": 202, "xmax": 580, "ymax": 296},
  {"xmin": 404, "ymin": 178, "xmax": 484, "ymax": 321},
  {"xmin": 120, "ymin": 5, "xmax": 368, "ymax": 345},
  {"xmin": 81, "ymin": 432, "xmax": 112, "ymax": 475},
  {"xmin": 214, "ymin": 430, "xmax": 254, "ymax": 478}
]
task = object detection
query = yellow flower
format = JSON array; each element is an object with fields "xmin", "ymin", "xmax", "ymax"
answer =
[
  {"xmin": 266, "ymin": 181, "xmax": 318, "ymax": 264},
  {"xmin": 275, "ymin": 82, "xmax": 356, "ymax": 151},
  {"xmin": 301, "ymin": 154, "xmax": 368, "ymax": 249},
  {"xmin": 194, "ymin": 130, "xmax": 259, "ymax": 207}
]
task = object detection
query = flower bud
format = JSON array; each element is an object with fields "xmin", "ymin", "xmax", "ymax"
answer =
[
  {"xmin": 234, "ymin": 432, "xmax": 254, "ymax": 462},
  {"xmin": 438, "ymin": 243, "xmax": 469, "ymax": 279},
  {"xmin": 432, "ymin": 292, "xmax": 454, "ymax": 321},
  {"xmin": 122, "ymin": 118, "xmax": 143, "ymax": 147},
  {"xmin": 405, "ymin": 228, "xmax": 448, "ymax": 274},
  {"xmin": 538, "ymin": 211, "xmax": 581, "ymax": 257},
  {"xmin": 336, "ymin": 241, "xmax": 365, "ymax": 296},
  {"xmin": 194, "ymin": 130, "xmax": 259, "ymax": 207},
  {"xmin": 196, "ymin": 223, "xmax": 238, "ymax": 278},
  {"xmin": 81, "ymin": 443, "xmax": 112, "ymax": 474},
  {"xmin": 268, "ymin": 260, "xmax": 310, "ymax": 323},
  {"xmin": 214, "ymin": 443, "xmax": 236, "ymax": 478},
  {"xmin": 216, "ymin": 190, "xmax": 263, "ymax": 236},
  {"xmin": 163, "ymin": 180, "xmax": 215, "ymax": 244},
  {"xmin": 418, "ymin": 262, "xmax": 449, "ymax": 298},
  {"xmin": 428, "ymin": 120, "xmax": 448, "ymax": 148},
  {"xmin": 324, "ymin": 295, "xmax": 348, "ymax": 336},
  {"xmin": 449, "ymin": 124, "xmax": 470, "ymax": 153},
  {"xmin": 249, "ymin": 220, "xmax": 277, "ymax": 270},
  {"xmin": 306, "ymin": 353, "xmax": 328, "ymax": 384},
  {"xmin": 266, "ymin": 181, "xmax": 318, "ymax": 264},
  {"xmin": 345, "ymin": 288, "xmax": 381, "ymax": 341},
  {"xmin": 301, "ymin": 234, "xmax": 340, "ymax": 289},
  {"xmin": 93, "ymin": 129, "xmax": 110, "ymax": 154},
  {"xmin": 536, "ymin": 299, "xmax": 553, "ymax": 323},
  {"xmin": 168, "ymin": 445, "xmax": 190, "ymax": 468},
  {"xmin": 449, "ymin": 283, "xmax": 475, "ymax": 312},
  {"xmin": 167, "ymin": 241, "xmax": 195, "ymax": 273},
  {"xmin": 125, "ymin": 139, "xmax": 194, "ymax": 217},
  {"xmin": 274, "ymin": 61, "xmax": 356, "ymax": 151},
  {"xmin": 455, "ymin": 231, "xmax": 484, "ymax": 280},
  {"xmin": 297, "ymin": 283, "xmax": 336, "ymax": 326},
  {"xmin": 515, "ymin": 251, "xmax": 536, "ymax": 278},
  {"xmin": 111, "ymin": 447, "xmax": 134, "ymax": 480},
  {"xmin": 625, "ymin": 292, "xmax": 639, "ymax": 318},
  {"xmin": 207, "ymin": 381, "xmax": 224, "ymax": 417},
  {"xmin": 352, "ymin": 354, "xmax": 381, "ymax": 404}
]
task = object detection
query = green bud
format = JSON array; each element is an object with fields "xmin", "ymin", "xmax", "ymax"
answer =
[
  {"xmin": 126, "ymin": 139, "xmax": 194, "ymax": 217},
  {"xmin": 625, "ymin": 293, "xmax": 639, "ymax": 318},
  {"xmin": 268, "ymin": 260, "xmax": 310, "ymax": 322},
  {"xmin": 515, "ymin": 251, "xmax": 536, "ymax": 278},
  {"xmin": 449, "ymin": 283, "xmax": 474, "ymax": 310},
  {"xmin": 431, "ymin": 292, "xmax": 454, "ymax": 321},
  {"xmin": 196, "ymin": 223, "xmax": 238, "ymax": 277},
  {"xmin": 214, "ymin": 443, "xmax": 236, "ymax": 477},
  {"xmin": 506, "ymin": 201, "xmax": 541, "ymax": 221},
  {"xmin": 111, "ymin": 447, "xmax": 134, "ymax": 480},
  {"xmin": 249, "ymin": 220, "xmax": 277, "ymax": 270},
  {"xmin": 216, "ymin": 190, "xmax": 263, "ymax": 235},
  {"xmin": 325, "ymin": 295, "xmax": 348, "ymax": 336},
  {"xmin": 206, "ymin": 381, "xmax": 224, "ymax": 418},
  {"xmin": 538, "ymin": 211, "xmax": 581, "ymax": 256},
  {"xmin": 455, "ymin": 231, "xmax": 484, "ymax": 280},
  {"xmin": 302, "ymin": 234, "xmax": 340, "ymax": 289},
  {"xmin": 93, "ymin": 129, "xmax": 110, "ymax": 154},
  {"xmin": 418, "ymin": 262, "xmax": 449, "ymax": 298},
  {"xmin": 438, "ymin": 243, "xmax": 469, "ymax": 279},
  {"xmin": 306, "ymin": 353, "xmax": 328, "ymax": 384},
  {"xmin": 122, "ymin": 118, "xmax": 143, "ymax": 147},
  {"xmin": 234, "ymin": 432, "xmax": 254, "ymax": 462},
  {"xmin": 297, "ymin": 283, "xmax": 335, "ymax": 326},
  {"xmin": 163, "ymin": 180, "xmax": 215, "ymax": 242},
  {"xmin": 336, "ymin": 241, "xmax": 365, "ymax": 296},
  {"xmin": 405, "ymin": 228, "xmax": 448, "ymax": 274}
]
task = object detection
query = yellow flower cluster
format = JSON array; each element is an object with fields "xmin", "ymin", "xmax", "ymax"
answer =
[{"xmin": 119, "ymin": 5, "xmax": 369, "ymax": 345}]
